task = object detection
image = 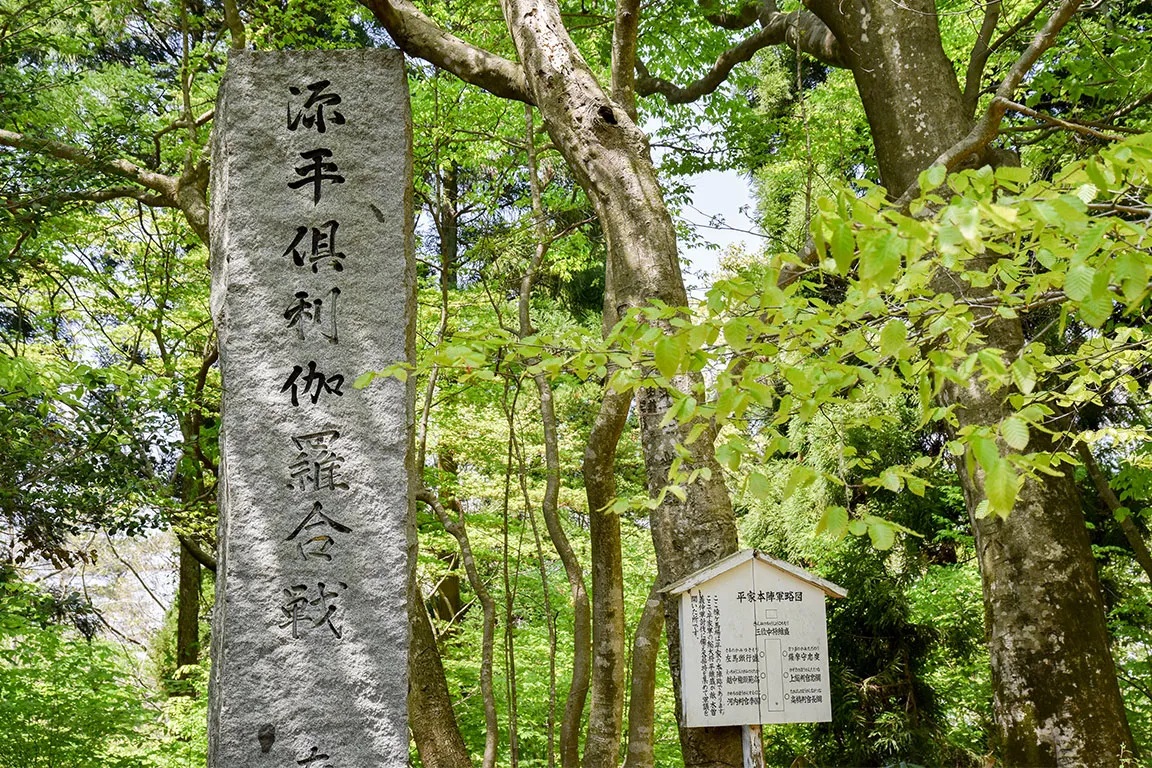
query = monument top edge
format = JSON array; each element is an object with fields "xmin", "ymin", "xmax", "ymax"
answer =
[{"xmin": 226, "ymin": 48, "xmax": 404, "ymax": 63}]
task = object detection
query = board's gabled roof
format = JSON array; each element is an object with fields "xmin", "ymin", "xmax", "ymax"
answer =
[{"xmin": 660, "ymin": 548, "xmax": 847, "ymax": 599}]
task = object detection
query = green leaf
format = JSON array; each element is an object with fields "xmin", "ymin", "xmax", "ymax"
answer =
[
  {"xmin": 848, "ymin": 519, "xmax": 868, "ymax": 537},
  {"xmin": 1078, "ymin": 296, "xmax": 1113, "ymax": 328},
  {"xmin": 1115, "ymin": 507, "xmax": 1131, "ymax": 523},
  {"xmin": 782, "ymin": 465, "xmax": 817, "ymax": 500},
  {"xmin": 1114, "ymin": 251, "xmax": 1148, "ymax": 303},
  {"xmin": 921, "ymin": 164, "xmax": 947, "ymax": 190},
  {"xmin": 1011, "ymin": 358, "xmax": 1036, "ymax": 395},
  {"xmin": 722, "ymin": 318, "xmax": 750, "ymax": 349},
  {"xmin": 1064, "ymin": 264, "xmax": 1095, "ymax": 302},
  {"xmin": 748, "ymin": 471, "xmax": 771, "ymax": 500},
  {"xmin": 860, "ymin": 231, "xmax": 902, "ymax": 285},
  {"xmin": 879, "ymin": 319, "xmax": 908, "ymax": 357},
  {"xmin": 353, "ymin": 371, "xmax": 376, "ymax": 389},
  {"xmin": 868, "ymin": 520, "xmax": 896, "ymax": 550},
  {"xmin": 816, "ymin": 506, "xmax": 849, "ymax": 539},
  {"xmin": 1075, "ymin": 183, "xmax": 1098, "ymax": 204},
  {"xmin": 985, "ymin": 458, "xmax": 1019, "ymax": 517},
  {"xmin": 831, "ymin": 221, "xmax": 855, "ymax": 275},
  {"xmin": 879, "ymin": 469, "xmax": 901, "ymax": 492},
  {"xmin": 654, "ymin": 335, "xmax": 681, "ymax": 379},
  {"xmin": 1002, "ymin": 416, "xmax": 1030, "ymax": 451}
]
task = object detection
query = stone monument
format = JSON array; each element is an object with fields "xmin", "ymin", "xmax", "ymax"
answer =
[{"xmin": 207, "ymin": 49, "xmax": 415, "ymax": 767}]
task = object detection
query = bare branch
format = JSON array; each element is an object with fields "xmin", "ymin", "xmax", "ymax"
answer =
[
  {"xmin": 358, "ymin": 0, "xmax": 533, "ymax": 104},
  {"xmin": 963, "ymin": 0, "xmax": 1001, "ymax": 117},
  {"xmin": 1000, "ymin": 98, "xmax": 1126, "ymax": 141},
  {"xmin": 0, "ymin": 128, "xmax": 179, "ymax": 201},
  {"xmin": 987, "ymin": 0, "xmax": 1054, "ymax": 55},
  {"xmin": 612, "ymin": 0, "xmax": 642, "ymax": 120},
  {"xmin": 178, "ymin": 533, "xmax": 217, "ymax": 572},
  {"xmin": 636, "ymin": 10, "xmax": 844, "ymax": 104},
  {"xmin": 58, "ymin": 187, "xmax": 172, "ymax": 207},
  {"xmin": 1078, "ymin": 443, "xmax": 1152, "ymax": 581},
  {"xmin": 1110, "ymin": 89, "xmax": 1152, "ymax": 121},
  {"xmin": 698, "ymin": 0, "xmax": 765, "ymax": 29}
]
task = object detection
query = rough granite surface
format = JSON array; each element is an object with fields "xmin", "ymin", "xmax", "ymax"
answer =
[{"xmin": 207, "ymin": 49, "xmax": 415, "ymax": 768}]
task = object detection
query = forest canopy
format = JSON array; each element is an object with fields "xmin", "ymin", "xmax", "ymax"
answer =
[{"xmin": 1, "ymin": 0, "xmax": 1151, "ymax": 766}]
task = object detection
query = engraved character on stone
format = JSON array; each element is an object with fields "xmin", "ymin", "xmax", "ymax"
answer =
[
  {"xmin": 283, "ymin": 221, "xmax": 345, "ymax": 273},
  {"xmin": 284, "ymin": 288, "xmax": 340, "ymax": 343},
  {"xmin": 289, "ymin": 148, "xmax": 345, "ymax": 204},
  {"xmin": 295, "ymin": 746, "xmax": 334, "ymax": 767},
  {"xmin": 286, "ymin": 500, "xmax": 352, "ymax": 561},
  {"xmin": 279, "ymin": 581, "xmax": 348, "ymax": 639},
  {"xmin": 287, "ymin": 80, "xmax": 345, "ymax": 134},
  {"xmin": 287, "ymin": 430, "xmax": 349, "ymax": 491},
  {"xmin": 281, "ymin": 361, "xmax": 344, "ymax": 406}
]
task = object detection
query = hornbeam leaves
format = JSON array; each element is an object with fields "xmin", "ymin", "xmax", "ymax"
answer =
[{"xmin": 379, "ymin": 135, "xmax": 1152, "ymax": 551}]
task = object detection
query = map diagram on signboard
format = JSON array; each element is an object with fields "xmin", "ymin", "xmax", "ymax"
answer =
[{"xmin": 663, "ymin": 549, "xmax": 848, "ymax": 727}]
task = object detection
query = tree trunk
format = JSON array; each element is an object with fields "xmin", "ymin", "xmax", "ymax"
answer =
[
  {"xmin": 623, "ymin": 586, "xmax": 664, "ymax": 768},
  {"xmin": 1079, "ymin": 443, "xmax": 1152, "ymax": 582},
  {"xmin": 806, "ymin": 1, "xmax": 1138, "ymax": 760},
  {"xmin": 523, "ymin": 110, "xmax": 593, "ymax": 768},
  {"xmin": 581, "ymin": 388, "xmax": 629, "ymax": 767},
  {"xmin": 437, "ymin": 160, "xmax": 460, "ymax": 291},
  {"xmin": 176, "ymin": 540, "xmax": 201, "ymax": 669},
  {"xmin": 494, "ymin": 2, "xmax": 743, "ymax": 763},
  {"xmin": 409, "ymin": 580, "xmax": 474, "ymax": 768}
]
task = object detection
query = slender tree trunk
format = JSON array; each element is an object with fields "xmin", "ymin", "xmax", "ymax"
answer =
[
  {"xmin": 522, "ymin": 110, "xmax": 591, "ymax": 768},
  {"xmin": 431, "ymin": 551, "xmax": 464, "ymax": 623},
  {"xmin": 438, "ymin": 161, "xmax": 460, "ymax": 291},
  {"xmin": 1079, "ymin": 443, "xmax": 1152, "ymax": 581},
  {"xmin": 418, "ymin": 488, "xmax": 500, "ymax": 768},
  {"xmin": 623, "ymin": 586, "xmax": 664, "ymax": 768},
  {"xmin": 581, "ymin": 388, "xmax": 630, "ymax": 767},
  {"xmin": 493, "ymin": 3, "xmax": 743, "ymax": 762},
  {"xmin": 806, "ymin": 1, "xmax": 1138, "ymax": 761},
  {"xmin": 409, "ymin": 581, "xmax": 473, "ymax": 768},
  {"xmin": 176, "ymin": 541, "xmax": 201, "ymax": 669}
]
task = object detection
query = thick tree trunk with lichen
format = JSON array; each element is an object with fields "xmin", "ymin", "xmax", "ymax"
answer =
[
  {"xmin": 941, "ymin": 359, "xmax": 1134, "ymax": 766},
  {"xmin": 806, "ymin": 1, "xmax": 1137, "ymax": 761}
]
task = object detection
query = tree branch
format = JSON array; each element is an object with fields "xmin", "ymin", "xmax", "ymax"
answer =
[
  {"xmin": 0, "ymin": 128, "xmax": 179, "ymax": 201},
  {"xmin": 612, "ymin": 0, "xmax": 642, "ymax": 120},
  {"xmin": 358, "ymin": 0, "xmax": 533, "ymax": 104},
  {"xmin": 698, "ymin": 0, "xmax": 765, "ymax": 29},
  {"xmin": 636, "ymin": 9, "xmax": 844, "ymax": 104},
  {"xmin": 1109, "ymin": 89, "xmax": 1152, "ymax": 121},
  {"xmin": 1000, "ymin": 98, "xmax": 1126, "ymax": 141},
  {"xmin": 178, "ymin": 533, "xmax": 217, "ymax": 572},
  {"xmin": 894, "ymin": 0, "xmax": 1083, "ymax": 207},
  {"xmin": 963, "ymin": 0, "xmax": 1001, "ymax": 117},
  {"xmin": 223, "ymin": 0, "xmax": 246, "ymax": 49},
  {"xmin": 1078, "ymin": 444, "xmax": 1152, "ymax": 582},
  {"xmin": 987, "ymin": 0, "xmax": 1053, "ymax": 56}
]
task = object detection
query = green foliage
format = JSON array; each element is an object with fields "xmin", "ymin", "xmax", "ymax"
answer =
[
  {"xmin": 0, "ymin": 571, "xmax": 148, "ymax": 768},
  {"xmin": 742, "ymin": 396, "xmax": 987, "ymax": 766}
]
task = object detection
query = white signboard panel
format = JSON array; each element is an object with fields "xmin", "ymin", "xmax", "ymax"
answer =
[{"xmin": 678, "ymin": 556, "xmax": 833, "ymax": 726}]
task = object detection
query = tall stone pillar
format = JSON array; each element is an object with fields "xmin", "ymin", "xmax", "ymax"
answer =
[{"xmin": 207, "ymin": 50, "xmax": 415, "ymax": 767}]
